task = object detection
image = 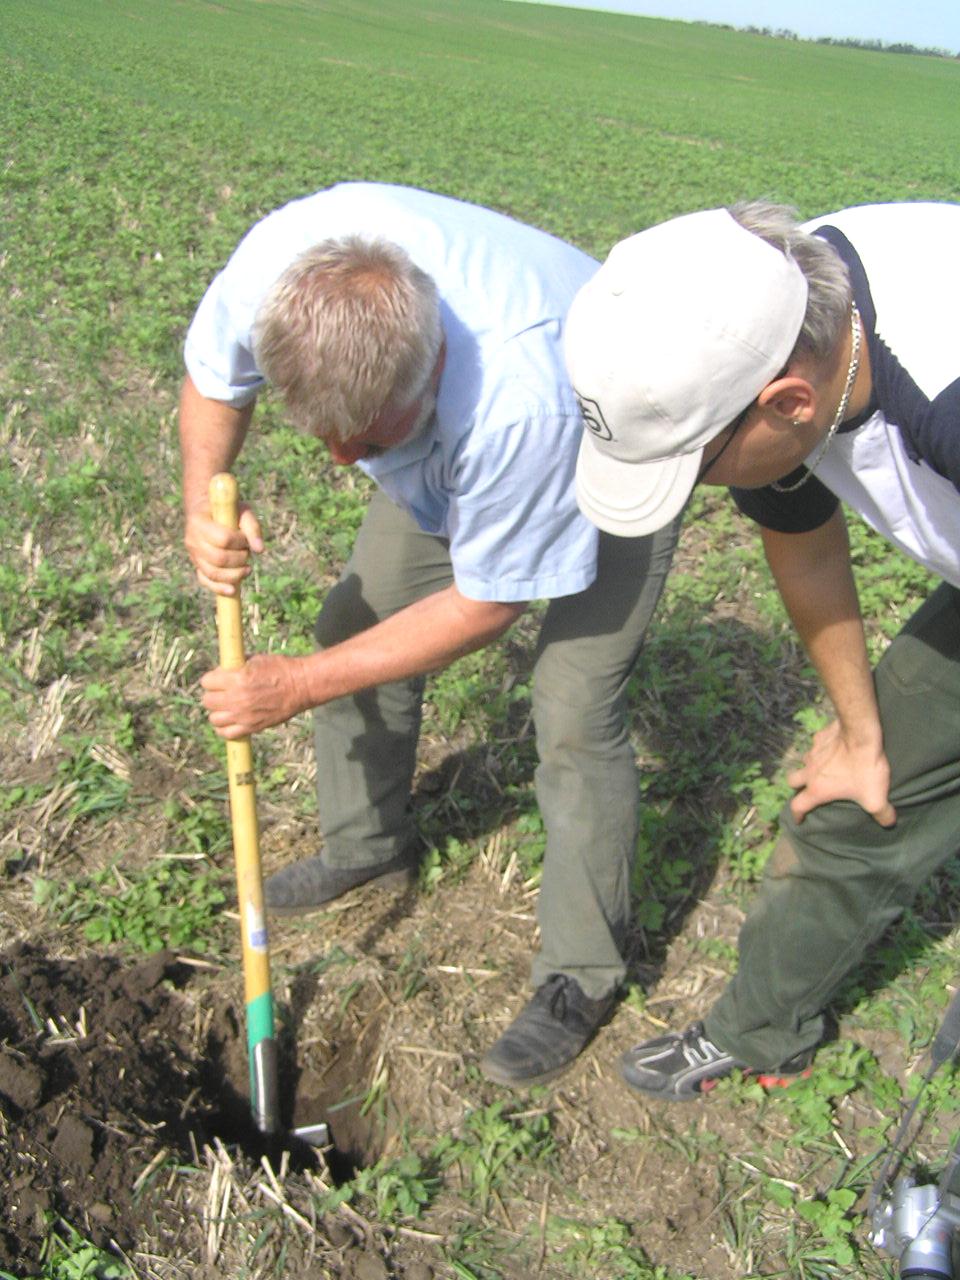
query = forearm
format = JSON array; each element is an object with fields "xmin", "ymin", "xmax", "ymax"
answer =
[
  {"xmin": 200, "ymin": 584, "xmax": 527, "ymax": 738},
  {"xmin": 761, "ymin": 510, "xmax": 880, "ymax": 745},
  {"xmin": 297, "ymin": 586, "xmax": 525, "ymax": 704},
  {"xmin": 179, "ymin": 373, "xmax": 255, "ymax": 516}
]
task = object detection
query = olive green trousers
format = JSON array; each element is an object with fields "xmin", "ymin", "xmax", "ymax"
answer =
[
  {"xmin": 312, "ymin": 490, "xmax": 679, "ymax": 999},
  {"xmin": 706, "ymin": 582, "xmax": 960, "ymax": 1068}
]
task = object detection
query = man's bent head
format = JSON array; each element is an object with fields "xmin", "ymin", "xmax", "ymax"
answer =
[
  {"xmin": 564, "ymin": 203, "xmax": 851, "ymax": 536},
  {"xmin": 253, "ymin": 235, "xmax": 442, "ymax": 443}
]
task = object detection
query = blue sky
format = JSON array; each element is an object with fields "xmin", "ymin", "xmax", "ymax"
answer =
[{"xmin": 511, "ymin": 0, "xmax": 960, "ymax": 52}]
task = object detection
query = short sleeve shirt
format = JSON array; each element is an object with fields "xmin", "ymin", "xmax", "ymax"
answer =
[{"xmin": 184, "ymin": 183, "xmax": 600, "ymax": 603}]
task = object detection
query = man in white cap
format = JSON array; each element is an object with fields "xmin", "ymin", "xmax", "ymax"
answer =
[
  {"xmin": 180, "ymin": 182, "xmax": 681, "ymax": 1088},
  {"xmin": 564, "ymin": 199, "xmax": 960, "ymax": 1097}
]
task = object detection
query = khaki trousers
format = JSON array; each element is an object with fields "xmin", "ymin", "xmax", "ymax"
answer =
[
  {"xmin": 312, "ymin": 490, "xmax": 679, "ymax": 999},
  {"xmin": 706, "ymin": 583, "xmax": 960, "ymax": 1068}
]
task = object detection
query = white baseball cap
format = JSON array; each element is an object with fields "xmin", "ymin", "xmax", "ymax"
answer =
[{"xmin": 564, "ymin": 208, "xmax": 809, "ymax": 536}]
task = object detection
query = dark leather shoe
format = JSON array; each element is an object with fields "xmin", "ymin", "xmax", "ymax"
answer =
[
  {"xmin": 480, "ymin": 975, "xmax": 616, "ymax": 1085},
  {"xmin": 263, "ymin": 851, "xmax": 417, "ymax": 916}
]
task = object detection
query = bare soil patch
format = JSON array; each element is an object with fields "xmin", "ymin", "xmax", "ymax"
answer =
[{"xmin": 0, "ymin": 945, "xmax": 201, "ymax": 1271}]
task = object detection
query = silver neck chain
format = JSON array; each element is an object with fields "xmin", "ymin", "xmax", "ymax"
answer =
[{"xmin": 771, "ymin": 302, "xmax": 862, "ymax": 494}]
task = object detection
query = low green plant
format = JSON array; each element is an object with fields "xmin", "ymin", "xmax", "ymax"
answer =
[
  {"xmin": 414, "ymin": 834, "xmax": 479, "ymax": 888},
  {"xmin": 52, "ymin": 740, "xmax": 133, "ymax": 824},
  {"xmin": 161, "ymin": 792, "xmax": 232, "ymax": 857},
  {"xmin": 443, "ymin": 1227, "xmax": 507, "ymax": 1280},
  {"xmin": 550, "ymin": 1216, "xmax": 695, "ymax": 1280},
  {"xmin": 4, "ymin": 1223, "xmax": 133, "ymax": 1279},
  {"xmin": 512, "ymin": 807, "xmax": 546, "ymax": 875},
  {"xmin": 319, "ymin": 1151, "xmax": 439, "ymax": 1223},
  {"xmin": 792, "ymin": 1187, "xmax": 861, "ymax": 1271},
  {"xmin": 436, "ymin": 1101, "xmax": 554, "ymax": 1212},
  {"xmin": 719, "ymin": 762, "xmax": 793, "ymax": 884},
  {"xmin": 631, "ymin": 818, "xmax": 698, "ymax": 935},
  {"xmin": 2, "ymin": 781, "xmax": 49, "ymax": 813},
  {"xmin": 754, "ymin": 1042, "xmax": 880, "ymax": 1141},
  {"xmin": 423, "ymin": 647, "xmax": 527, "ymax": 739},
  {"xmin": 33, "ymin": 857, "xmax": 226, "ymax": 953},
  {"xmin": 849, "ymin": 517, "xmax": 937, "ymax": 651},
  {"xmin": 357, "ymin": 1152, "xmax": 438, "ymax": 1220},
  {"xmin": 246, "ymin": 569, "xmax": 324, "ymax": 651},
  {"xmin": 397, "ymin": 939, "xmax": 428, "ymax": 999},
  {"xmin": 417, "ymin": 844, "xmax": 445, "ymax": 893}
]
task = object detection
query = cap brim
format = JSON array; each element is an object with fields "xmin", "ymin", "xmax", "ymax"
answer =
[{"xmin": 575, "ymin": 431, "xmax": 702, "ymax": 537}]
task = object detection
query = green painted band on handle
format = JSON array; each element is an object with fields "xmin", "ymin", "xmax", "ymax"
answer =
[
  {"xmin": 246, "ymin": 990, "xmax": 275, "ymax": 1050},
  {"xmin": 247, "ymin": 991, "xmax": 277, "ymax": 1112}
]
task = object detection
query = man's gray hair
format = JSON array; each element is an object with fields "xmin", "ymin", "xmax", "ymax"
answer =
[
  {"xmin": 729, "ymin": 201, "xmax": 852, "ymax": 364},
  {"xmin": 252, "ymin": 236, "xmax": 442, "ymax": 440}
]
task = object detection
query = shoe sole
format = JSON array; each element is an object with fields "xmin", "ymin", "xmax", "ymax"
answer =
[
  {"xmin": 622, "ymin": 1064, "xmax": 813, "ymax": 1101},
  {"xmin": 478, "ymin": 1058, "xmax": 574, "ymax": 1088},
  {"xmin": 266, "ymin": 866, "xmax": 417, "ymax": 917}
]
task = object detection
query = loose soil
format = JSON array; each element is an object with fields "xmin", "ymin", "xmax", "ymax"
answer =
[
  {"xmin": 0, "ymin": 945, "xmax": 202, "ymax": 1270},
  {"xmin": 0, "ymin": 932, "xmax": 414, "ymax": 1278},
  {"xmin": 0, "ymin": 854, "xmax": 745, "ymax": 1280}
]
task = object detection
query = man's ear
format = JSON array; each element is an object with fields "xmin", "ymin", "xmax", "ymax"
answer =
[
  {"xmin": 757, "ymin": 375, "xmax": 816, "ymax": 424},
  {"xmin": 432, "ymin": 339, "xmax": 447, "ymax": 389}
]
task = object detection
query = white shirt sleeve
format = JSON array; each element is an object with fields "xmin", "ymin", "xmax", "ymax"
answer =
[
  {"xmin": 183, "ymin": 267, "xmax": 265, "ymax": 407},
  {"xmin": 445, "ymin": 402, "xmax": 598, "ymax": 603}
]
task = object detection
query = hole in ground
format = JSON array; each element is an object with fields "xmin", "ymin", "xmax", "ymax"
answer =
[{"xmin": 0, "ymin": 943, "xmax": 389, "ymax": 1274}]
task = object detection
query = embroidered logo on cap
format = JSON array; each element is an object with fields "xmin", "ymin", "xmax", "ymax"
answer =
[{"xmin": 575, "ymin": 393, "xmax": 613, "ymax": 441}]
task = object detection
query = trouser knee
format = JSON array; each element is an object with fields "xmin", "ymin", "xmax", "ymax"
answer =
[
  {"xmin": 314, "ymin": 573, "xmax": 378, "ymax": 650},
  {"xmin": 532, "ymin": 673, "xmax": 629, "ymax": 762}
]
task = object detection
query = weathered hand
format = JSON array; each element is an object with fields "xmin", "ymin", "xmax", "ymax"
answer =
[
  {"xmin": 185, "ymin": 505, "xmax": 264, "ymax": 596},
  {"xmin": 200, "ymin": 654, "xmax": 310, "ymax": 737},
  {"xmin": 787, "ymin": 719, "xmax": 896, "ymax": 827}
]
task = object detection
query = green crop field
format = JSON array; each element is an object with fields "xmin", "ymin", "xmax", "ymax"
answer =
[{"xmin": 3, "ymin": 2, "xmax": 960, "ymax": 1278}]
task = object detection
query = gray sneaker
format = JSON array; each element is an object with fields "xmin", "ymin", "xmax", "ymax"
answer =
[
  {"xmin": 620, "ymin": 1021, "xmax": 812, "ymax": 1100},
  {"xmin": 480, "ymin": 975, "xmax": 616, "ymax": 1086},
  {"xmin": 263, "ymin": 851, "xmax": 417, "ymax": 916}
]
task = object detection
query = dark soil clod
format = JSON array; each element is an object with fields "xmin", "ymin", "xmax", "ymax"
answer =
[{"xmin": 0, "ymin": 942, "xmax": 347, "ymax": 1272}]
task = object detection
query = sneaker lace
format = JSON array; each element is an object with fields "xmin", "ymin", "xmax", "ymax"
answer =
[
  {"xmin": 681, "ymin": 1022, "xmax": 723, "ymax": 1064},
  {"xmin": 545, "ymin": 975, "xmax": 571, "ymax": 1020},
  {"xmin": 682, "ymin": 1021, "xmax": 708, "ymax": 1046}
]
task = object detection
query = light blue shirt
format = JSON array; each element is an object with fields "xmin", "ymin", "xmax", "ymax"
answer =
[{"xmin": 184, "ymin": 183, "xmax": 599, "ymax": 602}]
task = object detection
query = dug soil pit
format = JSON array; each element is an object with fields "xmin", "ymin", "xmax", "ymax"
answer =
[{"xmin": 0, "ymin": 942, "xmax": 379, "ymax": 1276}]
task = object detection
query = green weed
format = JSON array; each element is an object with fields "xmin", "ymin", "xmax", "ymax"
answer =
[
  {"xmin": 318, "ymin": 1151, "xmax": 439, "ymax": 1223},
  {"xmin": 9, "ymin": 1223, "xmax": 133, "ymax": 1280},
  {"xmin": 351, "ymin": 1152, "xmax": 439, "ymax": 1221},
  {"xmin": 33, "ymin": 857, "xmax": 226, "ymax": 953},
  {"xmin": 791, "ymin": 1187, "xmax": 862, "ymax": 1272},
  {"xmin": 436, "ymin": 1101, "xmax": 554, "ymax": 1212},
  {"xmin": 740, "ymin": 1042, "xmax": 881, "ymax": 1142},
  {"xmin": 550, "ymin": 1216, "xmax": 695, "ymax": 1279},
  {"xmin": 53, "ymin": 741, "xmax": 132, "ymax": 824},
  {"xmin": 849, "ymin": 517, "xmax": 938, "ymax": 652}
]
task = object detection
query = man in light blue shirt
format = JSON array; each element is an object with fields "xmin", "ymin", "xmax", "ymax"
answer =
[{"xmin": 180, "ymin": 183, "xmax": 678, "ymax": 1085}]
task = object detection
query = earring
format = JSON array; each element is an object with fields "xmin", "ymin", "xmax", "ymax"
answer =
[{"xmin": 791, "ymin": 418, "xmax": 802, "ymax": 428}]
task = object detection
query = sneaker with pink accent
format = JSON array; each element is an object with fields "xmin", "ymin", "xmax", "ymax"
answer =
[{"xmin": 620, "ymin": 1022, "xmax": 812, "ymax": 1100}]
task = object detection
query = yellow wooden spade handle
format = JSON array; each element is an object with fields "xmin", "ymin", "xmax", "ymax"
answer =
[{"xmin": 208, "ymin": 472, "xmax": 279, "ymax": 1135}]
